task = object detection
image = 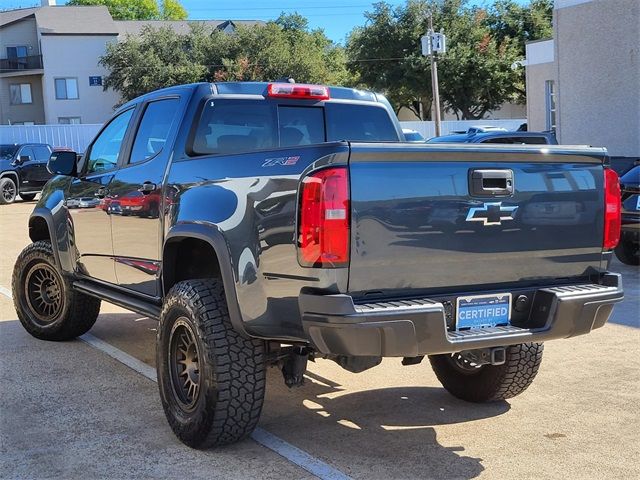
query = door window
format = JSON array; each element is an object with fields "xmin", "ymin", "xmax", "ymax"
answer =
[
  {"xmin": 129, "ymin": 98, "xmax": 180, "ymax": 164},
  {"xmin": 19, "ymin": 146, "xmax": 34, "ymax": 161},
  {"xmin": 85, "ymin": 109, "xmax": 134, "ymax": 175}
]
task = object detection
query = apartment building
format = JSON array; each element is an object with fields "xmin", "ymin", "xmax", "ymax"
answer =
[
  {"xmin": 0, "ymin": 1, "xmax": 262, "ymax": 125},
  {"xmin": 525, "ymin": 0, "xmax": 640, "ymax": 167}
]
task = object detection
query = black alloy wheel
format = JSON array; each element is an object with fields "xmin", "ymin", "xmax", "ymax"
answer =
[
  {"xmin": 1, "ymin": 178, "xmax": 17, "ymax": 204},
  {"xmin": 168, "ymin": 318, "xmax": 202, "ymax": 412},
  {"xmin": 24, "ymin": 262, "xmax": 64, "ymax": 325}
]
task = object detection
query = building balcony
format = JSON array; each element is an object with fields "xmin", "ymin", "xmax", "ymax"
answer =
[{"xmin": 0, "ymin": 55, "xmax": 44, "ymax": 77}]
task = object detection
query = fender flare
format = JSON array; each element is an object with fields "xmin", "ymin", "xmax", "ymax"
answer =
[
  {"xmin": 29, "ymin": 207, "xmax": 74, "ymax": 274},
  {"xmin": 163, "ymin": 222, "xmax": 250, "ymax": 338}
]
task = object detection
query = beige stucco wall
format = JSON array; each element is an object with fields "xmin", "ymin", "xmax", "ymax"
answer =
[
  {"xmin": 40, "ymin": 34, "xmax": 120, "ymax": 124},
  {"xmin": 555, "ymin": 0, "xmax": 640, "ymax": 157},
  {"xmin": 0, "ymin": 75, "xmax": 45, "ymax": 124}
]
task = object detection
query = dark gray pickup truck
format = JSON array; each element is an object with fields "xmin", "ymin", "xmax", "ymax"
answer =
[{"xmin": 12, "ymin": 82, "xmax": 624, "ymax": 449}]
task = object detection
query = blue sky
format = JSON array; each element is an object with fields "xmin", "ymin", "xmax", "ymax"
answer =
[{"xmin": 0, "ymin": 0, "xmax": 527, "ymax": 43}]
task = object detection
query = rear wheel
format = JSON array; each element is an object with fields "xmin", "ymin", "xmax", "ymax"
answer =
[
  {"xmin": 19, "ymin": 193, "xmax": 37, "ymax": 201},
  {"xmin": 157, "ymin": 279, "xmax": 266, "ymax": 448},
  {"xmin": 615, "ymin": 233, "xmax": 639, "ymax": 266},
  {"xmin": 12, "ymin": 240, "xmax": 101, "ymax": 340},
  {"xmin": 0, "ymin": 177, "xmax": 17, "ymax": 204},
  {"xmin": 429, "ymin": 343, "xmax": 544, "ymax": 402}
]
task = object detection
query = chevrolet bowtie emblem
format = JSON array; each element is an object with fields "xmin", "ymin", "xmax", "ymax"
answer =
[{"xmin": 466, "ymin": 202, "xmax": 518, "ymax": 226}]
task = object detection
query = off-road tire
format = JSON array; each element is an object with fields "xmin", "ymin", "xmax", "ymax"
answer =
[
  {"xmin": 0, "ymin": 177, "xmax": 17, "ymax": 204},
  {"xmin": 157, "ymin": 279, "xmax": 266, "ymax": 448},
  {"xmin": 12, "ymin": 240, "xmax": 101, "ymax": 340},
  {"xmin": 19, "ymin": 193, "xmax": 37, "ymax": 201},
  {"xmin": 429, "ymin": 342, "xmax": 544, "ymax": 402},
  {"xmin": 615, "ymin": 234, "xmax": 639, "ymax": 266}
]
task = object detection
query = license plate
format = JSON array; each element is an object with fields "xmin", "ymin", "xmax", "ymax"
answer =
[{"xmin": 456, "ymin": 293, "xmax": 512, "ymax": 330}]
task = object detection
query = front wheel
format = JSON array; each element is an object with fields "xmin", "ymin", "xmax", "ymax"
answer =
[
  {"xmin": 12, "ymin": 240, "xmax": 101, "ymax": 340},
  {"xmin": 429, "ymin": 343, "xmax": 544, "ymax": 402},
  {"xmin": 0, "ymin": 177, "xmax": 17, "ymax": 204},
  {"xmin": 157, "ymin": 279, "xmax": 266, "ymax": 448}
]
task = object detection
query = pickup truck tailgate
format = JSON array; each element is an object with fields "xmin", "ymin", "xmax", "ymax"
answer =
[{"xmin": 348, "ymin": 144, "xmax": 606, "ymax": 294}]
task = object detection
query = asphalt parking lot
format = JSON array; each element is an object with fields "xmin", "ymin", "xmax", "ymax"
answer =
[{"xmin": 1, "ymin": 199, "xmax": 639, "ymax": 480}]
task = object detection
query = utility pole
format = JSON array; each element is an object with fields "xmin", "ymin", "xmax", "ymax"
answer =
[
  {"xmin": 422, "ymin": 13, "xmax": 445, "ymax": 137},
  {"xmin": 428, "ymin": 13, "xmax": 442, "ymax": 136}
]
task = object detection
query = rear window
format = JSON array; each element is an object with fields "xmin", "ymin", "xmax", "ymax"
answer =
[
  {"xmin": 326, "ymin": 103, "xmax": 399, "ymax": 142},
  {"xmin": 190, "ymin": 100, "xmax": 399, "ymax": 155}
]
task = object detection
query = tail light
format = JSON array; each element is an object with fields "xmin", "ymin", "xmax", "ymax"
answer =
[
  {"xmin": 267, "ymin": 83, "xmax": 330, "ymax": 100},
  {"xmin": 298, "ymin": 167, "xmax": 349, "ymax": 267},
  {"xmin": 603, "ymin": 168, "xmax": 621, "ymax": 250}
]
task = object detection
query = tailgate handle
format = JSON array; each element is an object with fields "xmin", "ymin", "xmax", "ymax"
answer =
[{"xmin": 469, "ymin": 169, "xmax": 514, "ymax": 197}]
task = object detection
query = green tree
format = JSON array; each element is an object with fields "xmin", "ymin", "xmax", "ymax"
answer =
[
  {"xmin": 347, "ymin": 0, "xmax": 550, "ymax": 119},
  {"xmin": 161, "ymin": 0, "xmax": 187, "ymax": 20},
  {"xmin": 67, "ymin": 0, "xmax": 187, "ymax": 21},
  {"xmin": 100, "ymin": 15, "xmax": 352, "ymax": 103},
  {"xmin": 486, "ymin": 0, "xmax": 553, "ymax": 56}
]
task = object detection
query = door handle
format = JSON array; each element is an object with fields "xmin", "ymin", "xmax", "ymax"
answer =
[
  {"xmin": 138, "ymin": 182, "xmax": 157, "ymax": 194},
  {"xmin": 469, "ymin": 169, "xmax": 514, "ymax": 197},
  {"xmin": 94, "ymin": 186, "xmax": 108, "ymax": 198}
]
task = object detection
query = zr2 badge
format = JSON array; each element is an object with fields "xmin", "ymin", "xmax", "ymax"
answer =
[{"xmin": 262, "ymin": 156, "xmax": 300, "ymax": 167}]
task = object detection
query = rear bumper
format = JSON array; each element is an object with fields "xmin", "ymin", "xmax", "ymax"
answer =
[{"xmin": 299, "ymin": 273, "xmax": 624, "ymax": 357}]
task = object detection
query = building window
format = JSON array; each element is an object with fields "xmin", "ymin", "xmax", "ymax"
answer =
[
  {"xmin": 545, "ymin": 80, "xmax": 556, "ymax": 131},
  {"xmin": 7, "ymin": 46, "xmax": 28, "ymax": 59},
  {"xmin": 59, "ymin": 117, "xmax": 81, "ymax": 124},
  {"xmin": 9, "ymin": 83, "xmax": 32, "ymax": 104},
  {"xmin": 55, "ymin": 78, "xmax": 79, "ymax": 100}
]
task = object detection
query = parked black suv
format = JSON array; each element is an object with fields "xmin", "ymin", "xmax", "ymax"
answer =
[{"xmin": 0, "ymin": 143, "xmax": 53, "ymax": 204}]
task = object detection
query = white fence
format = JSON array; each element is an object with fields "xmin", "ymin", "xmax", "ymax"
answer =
[
  {"xmin": 0, "ymin": 124, "xmax": 102, "ymax": 153},
  {"xmin": 0, "ymin": 119, "xmax": 527, "ymax": 152},
  {"xmin": 400, "ymin": 119, "xmax": 527, "ymax": 139}
]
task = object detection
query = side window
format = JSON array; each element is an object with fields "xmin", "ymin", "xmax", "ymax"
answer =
[
  {"xmin": 86, "ymin": 109, "xmax": 134, "ymax": 175},
  {"xmin": 19, "ymin": 146, "xmax": 34, "ymax": 161},
  {"xmin": 129, "ymin": 98, "xmax": 180, "ymax": 164},
  {"xmin": 482, "ymin": 137, "xmax": 516, "ymax": 144},
  {"xmin": 278, "ymin": 106, "xmax": 325, "ymax": 146},
  {"xmin": 519, "ymin": 136, "xmax": 548, "ymax": 145},
  {"xmin": 33, "ymin": 146, "xmax": 51, "ymax": 162}
]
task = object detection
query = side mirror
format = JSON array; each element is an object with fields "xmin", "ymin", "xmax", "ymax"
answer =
[
  {"xmin": 19, "ymin": 155, "xmax": 30, "ymax": 164},
  {"xmin": 47, "ymin": 151, "xmax": 78, "ymax": 177}
]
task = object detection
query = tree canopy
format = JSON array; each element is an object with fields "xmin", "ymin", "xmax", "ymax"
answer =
[
  {"xmin": 98, "ymin": 2, "xmax": 552, "ymax": 119},
  {"xmin": 67, "ymin": 0, "xmax": 187, "ymax": 21},
  {"xmin": 100, "ymin": 15, "xmax": 352, "ymax": 103},
  {"xmin": 347, "ymin": 0, "xmax": 553, "ymax": 119}
]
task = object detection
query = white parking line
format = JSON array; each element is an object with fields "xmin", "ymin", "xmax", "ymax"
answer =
[
  {"xmin": 0, "ymin": 286, "xmax": 351, "ymax": 480},
  {"xmin": 0, "ymin": 285, "xmax": 12, "ymax": 299}
]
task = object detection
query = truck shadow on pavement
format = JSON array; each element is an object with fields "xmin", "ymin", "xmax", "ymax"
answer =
[{"xmin": 261, "ymin": 368, "xmax": 510, "ymax": 479}]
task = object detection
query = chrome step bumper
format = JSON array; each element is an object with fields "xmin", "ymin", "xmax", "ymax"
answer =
[{"xmin": 299, "ymin": 273, "xmax": 624, "ymax": 357}]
